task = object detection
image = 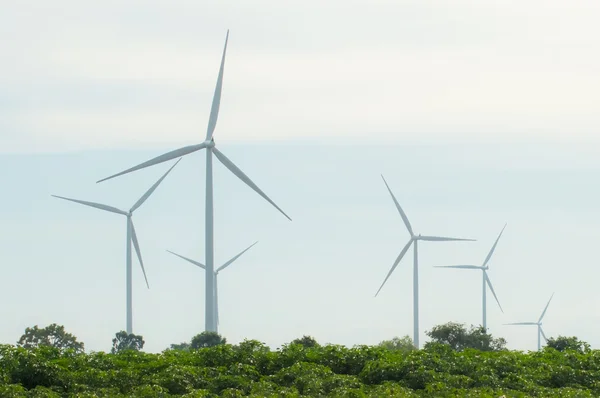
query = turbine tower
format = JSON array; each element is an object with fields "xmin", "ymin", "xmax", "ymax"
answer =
[
  {"xmin": 434, "ymin": 224, "xmax": 506, "ymax": 329},
  {"xmin": 96, "ymin": 31, "xmax": 291, "ymax": 332},
  {"xmin": 375, "ymin": 175, "xmax": 475, "ymax": 348},
  {"xmin": 52, "ymin": 159, "xmax": 180, "ymax": 334},
  {"xmin": 505, "ymin": 293, "xmax": 555, "ymax": 351},
  {"xmin": 166, "ymin": 241, "xmax": 257, "ymax": 331}
]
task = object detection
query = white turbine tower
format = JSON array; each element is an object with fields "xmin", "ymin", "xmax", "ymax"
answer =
[
  {"xmin": 52, "ymin": 159, "xmax": 180, "ymax": 334},
  {"xmin": 375, "ymin": 175, "xmax": 475, "ymax": 348},
  {"xmin": 505, "ymin": 293, "xmax": 555, "ymax": 351},
  {"xmin": 434, "ymin": 224, "xmax": 507, "ymax": 330},
  {"xmin": 96, "ymin": 31, "xmax": 291, "ymax": 332},
  {"xmin": 166, "ymin": 241, "xmax": 257, "ymax": 330}
]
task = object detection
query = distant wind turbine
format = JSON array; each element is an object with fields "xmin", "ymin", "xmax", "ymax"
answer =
[
  {"xmin": 166, "ymin": 241, "xmax": 258, "ymax": 331},
  {"xmin": 52, "ymin": 159, "xmax": 180, "ymax": 334},
  {"xmin": 434, "ymin": 224, "xmax": 507, "ymax": 330},
  {"xmin": 95, "ymin": 31, "xmax": 291, "ymax": 332},
  {"xmin": 505, "ymin": 293, "xmax": 555, "ymax": 351},
  {"xmin": 375, "ymin": 175, "xmax": 475, "ymax": 348}
]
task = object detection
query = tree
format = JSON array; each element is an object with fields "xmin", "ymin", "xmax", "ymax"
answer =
[
  {"xmin": 17, "ymin": 323, "xmax": 84, "ymax": 353},
  {"xmin": 190, "ymin": 331, "xmax": 226, "ymax": 349},
  {"xmin": 424, "ymin": 322, "xmax": 507, "ymax": 352},
  {"xmin": 290, "ymin": 335, "xmax": 319, "ymax": 348},
  {"xmin": 168, "ymin": 342, "xmax": 191, "ymax": 351},
  {"xmin": 545, "ymin": 336, "xmax": 590, "ymax": 353},
  {"xmin": 111, "ymin": 331, "xmax": 144, "ymax": 354},
  {"xmin": 378, "ymin": 335, "xmax": 416, "ymax": 353}
]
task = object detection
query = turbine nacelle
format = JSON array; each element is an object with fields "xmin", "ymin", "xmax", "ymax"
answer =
[{"xmin": 204, "ymin": 139, "xmax": 216, "ymax": 148}]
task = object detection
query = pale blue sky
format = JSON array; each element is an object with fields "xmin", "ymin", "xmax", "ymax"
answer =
[{"xmin": 1, "ymin": 1, "xmax": 600, "ymax": 352}]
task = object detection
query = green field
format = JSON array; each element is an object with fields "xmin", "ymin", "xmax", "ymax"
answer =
[{"xmin": 1, "ymin": 337, "xmax": 599, "ymax": 397}]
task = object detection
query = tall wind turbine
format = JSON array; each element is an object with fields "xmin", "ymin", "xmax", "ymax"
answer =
[
  {"xmin": 505, "ymin": 293, "xmax": 555, "ymax": 351},
  {"xmin": 96, "ymin": 31, "xmax": 291, "ymax": 332},
  {"xmin": 166, "ymin": 241, "xmax": 258, "ymax": 331},
  {"xmin": 434, "ymin": 224, "xmax": 507, "ymax": 330},
  {"xmin": 53, "ymin": 159, "xmax": 180, "ymax": 334},
  {"xmin": 375, "ymin": 175, "xmax": 475, "ymax": 348}
]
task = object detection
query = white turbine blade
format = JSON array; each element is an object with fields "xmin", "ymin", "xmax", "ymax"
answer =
[
  {"xmin": 381, "ymin": 175, "xmax": 413, "ymax": 236},
  {"xmin": 97, "ymin": 143, "xmax": 207, "ymax": 183},
  {"xmin": 540, "ymin": 327, "xmax": 548, "ymax": 342},
  {"xmin": 434, "ymin": 265, "xmax": 481, "ymax": 269},
  {"xmin": 484, "ymin": 271, "xmax": 503, "ymax": 313},
  {"xmin": 166, "ymin": 250, "xmax": 206, "ymax": 269},
  {"xmin": 130, "ymin": 220, "xmax": 149, "ymax": 289},
  {"xmin": 130, "ymin": 158, "xmax": 182, "ymax": 213},
  {"xmin": 419, "ymin": 235, "xmax": 475, "ymax": 242},
  {"xmin": 213, "ymin": 147, "xmax": 292, "ymax": 221},
  {"xmin": 216, "ymin": 241, "xmax": 258, "ymax": 273},
  {"xmin": 206, "ymin": 30, "xmax": 229, "ymax": 141},
  {"xmin": 375, "ymin": 240, "xmax": 413, "ymax": 297},
  {"xmin": 51, "ymin": 195, "xmax": 128, "ymax": 215},
  {"xmin": 504, "ymin": 322, "xmax": 537, "ymax": 326},
  {"xmin": 482, "ymin": 223, "xmax": 507, "ymax": 267},
  {"xmin": 538, "ymin": 292, "xmax": 555, "ymax": 323}
]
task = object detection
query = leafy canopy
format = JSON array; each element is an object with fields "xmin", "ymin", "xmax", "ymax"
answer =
[
  {"xmin": 17, "ymin": 323, "xmax": 84, "ymax": 353},
  {"xmin": 425, "ymin": 321, "xmax": 507, "ymax": 352},
  {"xmin": 111, "ymin": 331, "xmax": 144, "ymax": 354},
  {"xmin": 190, "ymin": 331, "xmax": 227, "ymax": 349}
]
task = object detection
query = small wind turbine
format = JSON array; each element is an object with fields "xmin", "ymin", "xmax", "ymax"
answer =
[
  {"xmin": 375, "ymin": 175, "xmax": 475, "ymax": 348},
  {"xmin": 166, "ymin": 241, "xmax": 258, "ymax": 331},
  {"xmin": 434, "ymin": 224, "xmax": 507, "ymax": 330},
  {"xmin": 52, "ymin": 159, "xmax": 180, "ymax": 334},
  {"xmin": 95, "ymin": 31, "xmax": 291, "ymax": 332},
  {"xmin": 505, "ymin": 293, "xmax": 555, "ymax": 351}
]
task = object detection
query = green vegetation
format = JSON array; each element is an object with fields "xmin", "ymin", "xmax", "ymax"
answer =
[{"xmin": 1, "ymin": 323, "xmax": 598, "ymax": 397}]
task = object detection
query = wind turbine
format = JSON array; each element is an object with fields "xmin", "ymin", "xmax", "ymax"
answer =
[
  {"xmin": 505, "ymin": 293, "xmax": 555, "ymax": 351},
  {"xmin": 96, "ymin": 31, "xmax": 291, "ymax": 332},
  {"xmin": 375, "ymin": 175, "xmax": 475, "ymax": 348},
  {"xmin": 434, "ymin": 224, "xmax": 507, "ymax": 330},
  {"xmin": 52, "ymin": 159, "xmax": 180, "ymax": 334},
  {"xmin": 166, "ymin": 241, "xmax": 258, "ymax": 330}
]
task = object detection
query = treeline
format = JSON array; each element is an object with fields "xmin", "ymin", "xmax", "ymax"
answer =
[{"xmin": 0, "ymin": 322, "xmax": 598, "ymax": 397}]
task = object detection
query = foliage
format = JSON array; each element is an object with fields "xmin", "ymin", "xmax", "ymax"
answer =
[
  {"xmin": 424, "ymin": 322, "xmax": 507, "ymax": 352},
  {"xmin": 17, "ymin": 324, "xmax": 84, "ymax": 353},
  {"xmin": 0, "ymin": 336, "xmax": 599, "ymax": 397},
  {"xmin": 378, "ymin": 335, "xmax": 416, "ymax": 353},
  {"xmin": 545, "ymin": 336, "xmax": 591, "ymax": 354},
  {"xmin": 111, "ymin": 331, "xmax": 144, "ymax": 354},
  {"xmin": 289, "ymin": 335, "xmax": 319, "ymax": 348},
  {"xmin": 168, "ymin": 342, "xmax": 191, "ymax": 352},
  {"xmin": 190, "ymin": 332, "xmax": 227, "ymax": 349}
]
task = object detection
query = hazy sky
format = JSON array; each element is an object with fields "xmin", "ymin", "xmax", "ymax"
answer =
[{"xmin": 2, "ymin": 1, "xmax": 600, "ymax": 352}]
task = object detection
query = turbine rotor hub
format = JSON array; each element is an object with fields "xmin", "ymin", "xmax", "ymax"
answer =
[{"xmin": 205, "ymin": 139, "xmax": 216, "ymax": 148}]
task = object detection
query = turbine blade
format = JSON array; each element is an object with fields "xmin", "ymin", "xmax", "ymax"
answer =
[
  {"xmin": 433, "ymin": 265, "xmax": 481, "ymax": 269},
  {"xmin": 130, "ymin": 220, "xmax": 149, "ymax": 289},
  {"xmin": 166, "ymin": 250, "xmax": 206, "ymax": 269},
  {"xmin": 540, "ymin": 327, "xmax": 548, "ymax": 342},
  {"xmin": 482, "ymin": 223, "xmax": 507, "ymax": 267},
  {"xmin": 216, "ymin": 241, "xmax": 258, "ymax": 273},
  {"xmin": 51, "ymin": 195, "xmax": 128, "ymax": 215},
  {"xmin": 381, "ymin": 175, "xmax": 413, "ymax": 235},
  {"xmin": 97, "ymin": 143, "xmax": 207, "ymax": 183},
  {"xmin": 213, "ymin": 147, "xmax": 291, "ymax": 221},
  {"xmin": 484, "ymin": 271, "xmax": 503, "ymax": 313},
  {"xmin": 419, "ymin": 235, "xmax": 476, "ymax": 242},
  {"xmin": 504, "ymin": 322, "xmax": 538, "ymax": 326},
  {"xmin": 538, "ymin": 292, "xmax": 555, "ymax": 323},
  {"xmin": 130, "ymin": 158, "xmax": 181, "ymax": 213},
  {"xmin": 206, "ymin": 30, "xmax": 229, "ymax": 141},
  {"xmin": 375, "ymin": 240, "xmax": 413, "ymax": 297}
]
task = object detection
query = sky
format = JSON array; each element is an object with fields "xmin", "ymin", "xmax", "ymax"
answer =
[{"xmin": 1, "ymin": 1, "xmax": 600, "ymax": 352}]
